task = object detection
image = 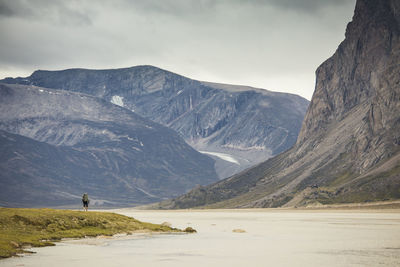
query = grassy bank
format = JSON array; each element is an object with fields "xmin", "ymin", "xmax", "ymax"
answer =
[{"xmin": 0, "ymin": 208, "xmax": 181, "ymax": 258}]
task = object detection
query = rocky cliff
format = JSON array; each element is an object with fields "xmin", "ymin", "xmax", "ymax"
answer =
[
  {"xmin": 2, "ymin": 67, "xmax": 309, "ymax": 178},
  {"xmin": 155, "ymin": 0, "xmax": 400, "ymax": 209},
  {"xmin": 0, "ymin": 83, "xmax": 218, "ymax": 207}
]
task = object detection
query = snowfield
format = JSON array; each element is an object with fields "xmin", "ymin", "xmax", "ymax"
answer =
[
  {"xmin": 199, "ymin": 151, "xmax": 240, "ymax": 165},
  {"xmin": 111, "ymin": 95, "xmax": 124, "ymax": 107}
]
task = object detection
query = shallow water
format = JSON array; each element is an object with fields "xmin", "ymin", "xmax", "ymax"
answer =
[{"xmin": 1, "ymin": 209, "xmax": 400, "ymax": 267}]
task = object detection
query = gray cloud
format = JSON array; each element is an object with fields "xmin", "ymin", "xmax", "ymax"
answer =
[
  {"xmin": 0, "ymin": 0, "xmax": 356, "ymax": 99},
  {"xmin": 0, "ymin": 1, "xmax": 14, "ymax": 16},
  {"xmin": 248, "ymin": 0, "xmax": 351, "ymax": 12},
  {"xmin": 121, "ymin": 0, "xmax": 218, "ymax": 16},
  {"xmin": 0, "ymin": 0, "xmax": 92, "ymax": 26},
  {"xmin": 118, "ymin": 0, "xmax": 351, "ymax": 17}
]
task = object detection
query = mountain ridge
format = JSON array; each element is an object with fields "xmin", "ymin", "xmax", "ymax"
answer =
[{"xmin": 1, "ymin": 65, "xmax": 309, "ymax": 178}]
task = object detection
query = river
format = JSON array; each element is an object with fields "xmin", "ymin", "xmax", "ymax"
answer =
[{"xmin": 1, "ymin": 209, "xmax": 400, "ymax": 266}]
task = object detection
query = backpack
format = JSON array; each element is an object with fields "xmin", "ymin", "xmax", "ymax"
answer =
[{"xmin": 83, "ymin": 193, "xmax": 89, "ymax": 202}]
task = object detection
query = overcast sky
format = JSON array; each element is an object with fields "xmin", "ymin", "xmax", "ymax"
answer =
[{"xmin": 0, "ymin": 0, "xmax": 356, "ymax": 100}]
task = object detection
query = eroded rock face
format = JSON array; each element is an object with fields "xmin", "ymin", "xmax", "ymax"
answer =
[
  {"xmin": 298, "ymin": 0, "xmax": 400, "ymax": 172},
  {"xmin": 155, "ymin": 0, "xmax": 400, "ymax": 209}
]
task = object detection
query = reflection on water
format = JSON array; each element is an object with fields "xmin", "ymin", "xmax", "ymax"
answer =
[{"xmin": 1, "ymin": 210, "xmax": 400, "ymax": 267}]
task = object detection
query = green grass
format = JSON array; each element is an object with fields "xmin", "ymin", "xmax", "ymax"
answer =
[{"xmin": 0, "ymin": 208, "xmax": 182, "ymax": 259}]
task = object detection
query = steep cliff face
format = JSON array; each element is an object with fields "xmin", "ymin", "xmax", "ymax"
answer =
[
  {"xmin": 155, "ymin": 0, "xmax": 400, "ymax": 209},
  {"xmin": 2, "ymin": 66, "xmax": 309, "ymax": 178},
  {"xmin": 298, "ymin": 0, "xmax": 400, "ymax": 172},
  {"xmin": 0, "ymin": 83, "xmax": 218, "ymax": 207}
]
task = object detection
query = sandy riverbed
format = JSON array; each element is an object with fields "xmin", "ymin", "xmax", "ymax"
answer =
[{"xmin": 1, "ymin": 209, "xmax": 400, "ymax": 267}]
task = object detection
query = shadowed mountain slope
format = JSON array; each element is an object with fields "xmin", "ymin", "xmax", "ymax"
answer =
[{"xmin": 0, "ymin": 83, "xmax": 218, "ymax": 207}]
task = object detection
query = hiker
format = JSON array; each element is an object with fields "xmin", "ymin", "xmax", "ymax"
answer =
[{"xmin": 82, "ymin": 193, "xmax": 89, "ymax": 211}]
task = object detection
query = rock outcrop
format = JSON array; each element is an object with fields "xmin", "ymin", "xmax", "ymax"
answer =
[{"xmin": 155, "ymin": 0, "xmax": 400, "ymax": 209}]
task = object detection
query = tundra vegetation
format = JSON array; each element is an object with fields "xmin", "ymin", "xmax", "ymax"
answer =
[{"xmin": 0, "ymin": 208, "xmax": 185, "ymax": 259}]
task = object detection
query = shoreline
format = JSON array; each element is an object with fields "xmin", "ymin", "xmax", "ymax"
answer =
[
  {"xmin": 60, "ymin": 230, "xmax": 186, "ymax": 246},
  {"xmin": 119, "ymin": 200, "xmax": 400, "ymax": 213},
  {"xmin": 0, "ymin": 208, "xmax": 183, "ymax": 259}
]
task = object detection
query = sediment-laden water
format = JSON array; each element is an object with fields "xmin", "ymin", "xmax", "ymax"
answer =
[{"xmin": 1, "ymin": 209, "xmax": 400, "ymax": 267}]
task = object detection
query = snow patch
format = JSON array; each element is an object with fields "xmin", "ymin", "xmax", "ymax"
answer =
[
  {"xmin": 199, "ymin": 151, "xmax": 240, "ymax": 165},
  {"xmin": 111, "ymin": 95, "xmax": 124, "ymax": 107},
  {"xmin": 39, "ymin": 89, "xmax": 44, "ymax": 92}
]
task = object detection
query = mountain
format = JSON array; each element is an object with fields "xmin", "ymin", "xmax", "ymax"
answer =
[
  {"xmin": 1, "ymin": 67, "xmax": 309, "ymax": 178},
  {"xmin": 154, "ymin": 0, "xmax": 400, "ymax": 209},
  {"xmin": 0, "ymin": 83, "xmax": 218, "ymax": 207}
]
